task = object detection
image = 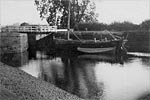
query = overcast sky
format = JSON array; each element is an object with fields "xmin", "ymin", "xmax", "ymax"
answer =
[{"xmin": 0, "ymin": 0, "xmax": 150, "ymax": 26}]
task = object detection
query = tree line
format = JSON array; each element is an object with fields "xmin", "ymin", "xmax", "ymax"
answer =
[
  {"xmin": 34, "ymin": 0, "xmax": 149, "ymax": 32},
  {"xmin": 74, "ymin": 20, "xmax": 150, "ymax": 31}
]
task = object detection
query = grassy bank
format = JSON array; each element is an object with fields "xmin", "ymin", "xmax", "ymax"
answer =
[
  {"xmin": 0, "ymin": 62, "xmax": 83, "ymax": 100},
  {"xmin": 125, "ymin": 31, "xmax": 150, "ymax": 52}
]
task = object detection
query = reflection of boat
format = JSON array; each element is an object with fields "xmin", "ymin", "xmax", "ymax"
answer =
[
  {"xmin": 37, "ymin": 55, "xmax": 103, "ymax": 100},
  {"xmin": 78, "ymin": 54, "xmax": 121, "ymax": 64},
  {"xmin": 77, "ymin": 52, "xmax": 125, "ymax": 64},
  {"xmin": 78, "ymin": 54, "xmax": 115, "ymax": 61}
]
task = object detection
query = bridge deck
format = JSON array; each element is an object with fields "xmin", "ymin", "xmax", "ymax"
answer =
[{"xmin": 1, "ymin": 25, "xmax": 67, "ymax": 33}]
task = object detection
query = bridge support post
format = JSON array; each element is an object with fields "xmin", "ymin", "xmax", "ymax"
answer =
[
  {"xmin": 36, "ymin": 32, "xmax": 55, "ymax": 54},
  {"xmin": 27, "ymin": 33, "xmax": 36, "ymax": 59}
]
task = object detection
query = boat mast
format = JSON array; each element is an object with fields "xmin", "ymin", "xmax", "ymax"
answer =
[{"xmin": 67, "ymin": 0, "xmax": 71, "ymax": 40}]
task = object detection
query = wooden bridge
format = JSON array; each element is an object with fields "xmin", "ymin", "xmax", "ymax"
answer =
[
  {"xmin": 0, "ymin": 25, "xmax": 67, "ymax": 55},
  {"xmin": 1, "ymin": 25, "xmax": 67, "ymax": 33}
]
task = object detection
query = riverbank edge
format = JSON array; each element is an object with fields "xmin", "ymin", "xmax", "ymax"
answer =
[{"xmin": 0, "ymin": 62, "xmax": 84, "ymax": 100}]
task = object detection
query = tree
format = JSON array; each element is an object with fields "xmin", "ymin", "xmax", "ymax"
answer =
[
  {"xmin": 107, "ymin": 21, "xmax": 138, "ymax": 31},
  {"xmin": 140, "ymin": 19, "xmax": 150, "ymax": 31},
  {"xmin": 35, "ymin": 0, "xmax": 98, "ymax": 28}
]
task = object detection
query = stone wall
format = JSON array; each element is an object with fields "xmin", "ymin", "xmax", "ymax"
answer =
[{"xmin": 0, "ymin": 32, "xmax": 28, "ymax": 53}]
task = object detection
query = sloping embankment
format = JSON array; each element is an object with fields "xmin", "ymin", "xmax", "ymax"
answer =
[{"xmin": 0, "ymin": 62, "xmax": 83, "ymax": 100}]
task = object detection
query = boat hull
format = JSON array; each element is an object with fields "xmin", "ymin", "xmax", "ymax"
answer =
[
  {"xmin": 52, "ymin": 38, "xmax": 124, "ymax": 54},
  {"xmin": 77, "ymin": 47, "xmax": 116, "ymax": 53}
]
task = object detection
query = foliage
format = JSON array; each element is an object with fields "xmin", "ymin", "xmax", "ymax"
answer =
[
  {"xmin": 76, "ymin": 20, "xmax": 150, "ymax": 31},
  {"xmin": 107, "ymin": 21, "xmax": 138, "ymax": 31},
  {"xmin": 35, "ymin": 0, "xmax": 98, "ymax": 28},
  {"xmin": 140, "ymin": 19, "xmax": 150, "ymax": 31}
]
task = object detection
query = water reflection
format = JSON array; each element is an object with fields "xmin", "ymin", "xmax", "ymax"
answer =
[
  {"xmin": 19, "ymin": 52, "xmax": 150, "ymax": 100},
  {"xmin": 1, "ymin": 50, "xmax": 150, "ymax": 100},
  {"xmin": 95, "ymin": 58, "xmax": 150, "ymax": 100},
  {"xmin": 0, "ymin": 51, "xmax": 28, "ymax": 67}
]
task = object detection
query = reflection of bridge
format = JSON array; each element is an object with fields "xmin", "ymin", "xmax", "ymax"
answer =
[{"xmin": 1, "ymin": 25, "xmax": 67, "ymax": 33}]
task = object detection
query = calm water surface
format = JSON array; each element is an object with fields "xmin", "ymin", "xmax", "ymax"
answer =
[{"xmin": 1, "ymin": 51, "xmax": 150, "ymax": 100}]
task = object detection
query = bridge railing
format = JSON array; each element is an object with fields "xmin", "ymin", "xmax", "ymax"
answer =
[
  {"xmin": 19, "ymin": 25, "xmax": 58, "ymax": 32},
  {"xmin": 1, "ymin": 25, "xmax": 58, "ymax": 33}
]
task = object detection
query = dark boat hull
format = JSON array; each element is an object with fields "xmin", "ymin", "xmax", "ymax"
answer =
[{"xmin": 53, "ymin": 38, "xmax": 124, "ymax": 54}]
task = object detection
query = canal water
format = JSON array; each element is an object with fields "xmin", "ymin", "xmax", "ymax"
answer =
[{"xmin": 1, "ymin": 51, "xmax": 150, "ymax": 100}]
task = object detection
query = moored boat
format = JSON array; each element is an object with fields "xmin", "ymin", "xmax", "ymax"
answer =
[
  {"xmin": 51, "ymin": 0, "xmax": 127, "ymax": 55},
  {"xmin": 53, "ymin": 35, "xmax": 127, "ymax": 54}
]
